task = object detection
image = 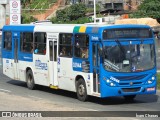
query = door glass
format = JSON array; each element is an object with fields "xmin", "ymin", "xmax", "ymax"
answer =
[
  {"xmin": 49, "ymin": 41, "xmax": 53, "ymax": 61},
  {"xmin": 54, "ymin": 41, "xmax": 57, "ymax": 61},
  {"xmin": 14, "ymin": 39, "xmax": 18, "ymax": 63}
]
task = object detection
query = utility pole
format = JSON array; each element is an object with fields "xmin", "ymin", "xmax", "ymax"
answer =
[{"xmin": 94, "ymin": 0, "xmax": 96, "ymax": 23}]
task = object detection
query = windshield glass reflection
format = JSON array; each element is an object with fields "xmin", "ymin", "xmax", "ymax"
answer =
[{"xmin": 103, "ymin": 43, "xmax": 155, "ymax": 72}]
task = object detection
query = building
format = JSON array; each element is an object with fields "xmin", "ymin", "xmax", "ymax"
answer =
[
  {"xmin": 86, "ymin": 0, "xmax": 124, "ymax": 11},
  {"xmin": 123, "ymin": 0, "xmax": 143, "ymax": 10},
  {"xmin": 71, "ymin": 0, "xmax": 143, "ymax": 11}
]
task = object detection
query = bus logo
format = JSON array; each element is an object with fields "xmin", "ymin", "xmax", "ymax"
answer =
[
  {"xmin": 130, "ymin": 82, "xmax": 133, "ymax": 86},
  {"xmin": 35, "ymin": 60, "xmax": 48, "ymax": 70},
  {"xmin": 92, "ymin": 36, "xmax": 99, "ymax": 41}
]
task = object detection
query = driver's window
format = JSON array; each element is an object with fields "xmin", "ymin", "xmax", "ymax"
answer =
[{"xmin": 74, "ymin": 34, "xmax": 89, "ymax": 59}]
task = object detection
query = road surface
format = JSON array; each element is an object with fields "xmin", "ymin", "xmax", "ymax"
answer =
[{"xmin": 0, "ymin": 67, "xmax": 159, "ymax": 120}]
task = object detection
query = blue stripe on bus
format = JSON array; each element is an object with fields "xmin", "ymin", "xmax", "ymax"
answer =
[
  {"xmin": 2, "ymin": 25, "xmax": 34, "ymax": 32},
  {"xmin": 18, "ymin": 52, "xmax": 33, "ymax": 62},
  {"xmin": 2, "ymin": 51, "xmax": 33, "ymax": 62}
]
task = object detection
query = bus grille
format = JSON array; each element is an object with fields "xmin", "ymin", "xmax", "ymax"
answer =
[
  {"xmin": 122, "ymin": 87, "xmax": 141, "ymax": 92},
  {"xmin": 114, "ymin": 74, "xmax": 147, "ymax": 81},
  {"xmin": 119, "ymin": 82, "xmax": 142, "ymax": 86}
]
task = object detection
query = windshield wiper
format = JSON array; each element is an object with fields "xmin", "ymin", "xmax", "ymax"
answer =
[{"xmin": 115, "ymin": 39, "xmax": 126, "ymax": 59}]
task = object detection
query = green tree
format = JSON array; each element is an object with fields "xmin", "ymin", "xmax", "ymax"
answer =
[
  {"xmin": 51, "ymin": 3, "xmax": 87, "ymax": 23},
  {"xmin": 130, "ymin": 0, "xmax": 160, "ymax": 19},
  {"xmin": 21, "ymin": 14, "xmax": 37, "ymax": 24}
]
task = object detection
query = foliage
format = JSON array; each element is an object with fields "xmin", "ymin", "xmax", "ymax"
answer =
[
  {"xmin": 21, "ymin": 14, "xmax": 37, "ymax": 24},
  {"xmin": 130, "ymin": 0, "xmax": 160, "ymax": 19},
  {"xmin": 86, "ymin": 4, "xmax": 101, "ymax": 13},
  {"xmin": 21, "ymin": 0, "xmax": 56, "ymax": 9},
  {"xmin": 50, "ymin": 3, "xmax": 89, "ymax": 23}
]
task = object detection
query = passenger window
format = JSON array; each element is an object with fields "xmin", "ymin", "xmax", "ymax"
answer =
[
  {"xmin": 34, "ymin": 32, "xmax": 46, "ymax": 55},
  {"xmin": 59, "ymin": 33, "xmax": 72, "ymax": 57},
  {"xmin": 74, "ymin": 34, "xmax": 89, "ymax": 59},
  {"xmin": 20, "ymin": 32, "xmax": 33, "ymax": 53},
  {"xmin": 3, "ymin": 32, "xmax": 12, "ymax": 51}
]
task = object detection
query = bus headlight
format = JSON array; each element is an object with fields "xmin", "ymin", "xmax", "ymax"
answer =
[
  {"xmin": 146, "ymin": 75, "xmax": 156, "ymax": 84},
  {"xmin": 104, "ymin": 78, "xmax": 116, "ymax": 87},
  {"xmin": 151, "ymin": 76, "xmax": 155, "ymax": 80},
  {"xmin": 147, "ymin": 80, "xmax": 152, "ymax": 84},
  {"xmin": 106, "ymin": 79, "xmax": 110, "ymax": 83},
  {"xmin": 110, "ymin": 82, "xmax": 116, "ymax": 87}
]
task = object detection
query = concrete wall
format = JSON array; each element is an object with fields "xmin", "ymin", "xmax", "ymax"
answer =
[
  {"xmin": 0, "ymin": 5, "xmax": 5, "ymax": 29},
  {"xmin": 0, "ymin": 4, "xmax": 9, "ymax": 28}
]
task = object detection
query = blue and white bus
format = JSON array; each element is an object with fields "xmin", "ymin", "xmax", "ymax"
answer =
[{"xmin": 2, "ymin": 24, "xmax": 157, "ymax": 101}]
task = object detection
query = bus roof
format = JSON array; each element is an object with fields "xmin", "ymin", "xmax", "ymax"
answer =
[
  {"xmin": 2, "ymin": 24, "xmax": 35, "ymax": 32},
  {"xmin": 73, "ymin": 24, "xmax": 151, "ymax": 34},
  {"xmin": 2, "ymin": 24, "xmax": 151, "ymax": 34},
  {"xmin": 34, "ymin": 24, "xmax": 77, "ymax": 33}
]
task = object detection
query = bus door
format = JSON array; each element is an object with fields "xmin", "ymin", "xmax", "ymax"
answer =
[
  {"xmin": 92, "ymin": 43, "xmax": 100, "ymax": 93},
  {"xmin": 33, "ymin": 32, "xmax": 48, "ymax": 86},
  {"xmin": 13, "ymin": 32, "xmax": 20, "ymax": 80},
  {"xmin": 48, "ymin": 33, "xmax": 58, "ymax": 86}
]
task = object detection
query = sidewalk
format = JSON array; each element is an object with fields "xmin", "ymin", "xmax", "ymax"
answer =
[{"xmin": 0, "ymin": 92, "xmax": 137, "ymax": 120}]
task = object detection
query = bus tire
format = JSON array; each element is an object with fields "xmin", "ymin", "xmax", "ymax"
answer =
[
  {"xmin": 124, "ymin": 95, "xmax": 136, "ymax": 101},
  {"xmin": 76, "ymin": 78, "xmax": 88, "ymax": 101},
  {"xmin": 26, "ymin": 70, "xmax": 36, "ymax": 90}
]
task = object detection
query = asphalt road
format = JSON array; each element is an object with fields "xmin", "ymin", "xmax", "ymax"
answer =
[{"xmin": 0, "ymin": 66, "xmax": 159, "ymax": 119}]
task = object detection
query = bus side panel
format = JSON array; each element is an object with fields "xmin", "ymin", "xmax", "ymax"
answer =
[
  {"xmin": 57, "ymin": 57, "xmax": 76, "ymax": 91},
  {"xmin": 2, "ymin": 58, "xmax": 14, "ymax": 79},
  {"xmin": 18, "ymin": 52, "xmax": 33, "ymax": 82}
]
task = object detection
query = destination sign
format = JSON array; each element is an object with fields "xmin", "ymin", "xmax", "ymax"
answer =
[{"xmin": 103, "ymin": 28, "xmax": 152, "ymax": 39}]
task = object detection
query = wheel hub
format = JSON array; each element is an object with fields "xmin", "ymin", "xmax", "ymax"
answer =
[{"xmin": 78, "ymin": 84, "xmax": 85, "ymax": 96}]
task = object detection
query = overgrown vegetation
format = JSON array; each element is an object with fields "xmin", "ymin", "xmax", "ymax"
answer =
[
  {"xmin": 22, "ymin": 0, "xmax": 56, "ymax": 9},
  {"xmin": 50, "ymin": 3, "xmax": 93, "ymax": 24},
  {"xmin": 21, "ymin": 0, "xmax": 103, "ymax": 24},
  {"xmin": 130, "ymin": 0, "xmax": 160, "ymax": 19},
  {"xmin": 21, "ymin": 14, "xmax": 37, "ymax": 24},
  {"xmin": 21, "ymin": 0, "xmax": 56, "ymax": 23}
]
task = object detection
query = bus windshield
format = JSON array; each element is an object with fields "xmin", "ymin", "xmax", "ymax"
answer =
[{"xmin": 103, "ymin": 43, "xmax": 155, "ymax": 72}]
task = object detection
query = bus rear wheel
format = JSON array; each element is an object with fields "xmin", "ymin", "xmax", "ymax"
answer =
[
  {"xmin": 76, "ymin": 78, "xmax": 88, "ymax": 101},
  {"xmin": 124, "ymin": 95, "xmax": 136, "ymax": 101},
  {"xmin": 26, "ymin": 70, "xmax": 36, "ymax": 90}
]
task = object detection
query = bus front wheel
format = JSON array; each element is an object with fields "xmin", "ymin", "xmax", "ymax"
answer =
[
  {"xmin": 124, "ymin": 95, "xmax": 136, "ymax": 101},
  {"xmin": 26, "ymin": 70, "xmax": 36, "ymax": 90},
  {"xmin": 76, "ymin": 78, "xmax": 88, "ymax": 101}
]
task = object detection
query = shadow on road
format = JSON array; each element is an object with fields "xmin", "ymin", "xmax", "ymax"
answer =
[
  {"xmin": 7, "ymin": 79, "xmax": 159, "ymax": 105},
  {"xmin": 87, "ymin": 94, "xmax": 159, "ymax": 105}
]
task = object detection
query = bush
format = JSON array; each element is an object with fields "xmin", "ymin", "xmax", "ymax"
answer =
[
  {"xmin": 21, "ymin": 14, "xmax": 37, "ymax": 24},
  {"xmin": 50, "ymin": 3, "xmax": 88, "ymax": 23}
]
